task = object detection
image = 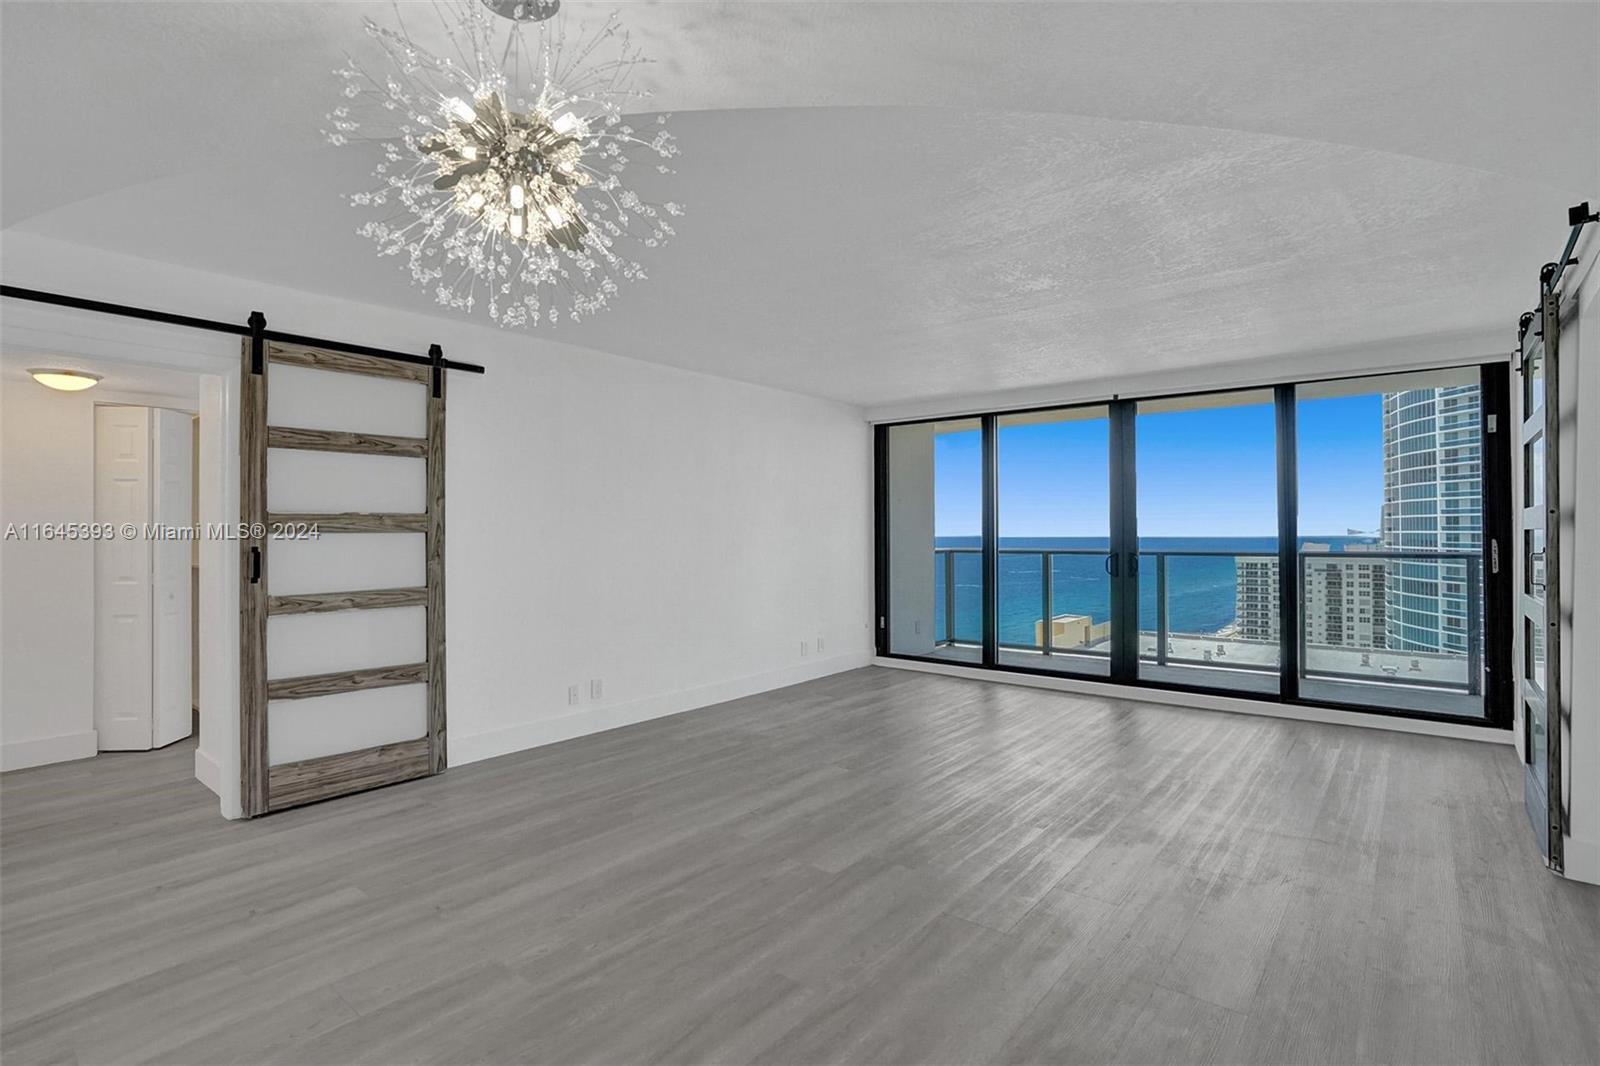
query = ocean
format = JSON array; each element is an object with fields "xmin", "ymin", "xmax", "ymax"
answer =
[{"xmin": 931, "ymin": 535, "xmax": 1378, "ymax": 645}]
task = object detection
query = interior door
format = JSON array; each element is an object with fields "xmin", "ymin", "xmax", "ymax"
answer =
[
  {"xmin": 151, "ymin": 408, "xmax": 194, "ymax": 748},
  {"xmin": 94, "ymin": 405, "xmax": 153, "ymax": 750},
  {"xmin": 240, "ymin": 339, "xmax": 446, "ymax": 816},
  {"xmin": 1520, "ymin": 290, "xmax": 1562, "ymax": 871}
]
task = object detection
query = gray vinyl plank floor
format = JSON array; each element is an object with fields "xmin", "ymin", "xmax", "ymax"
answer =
[{"xmin": 2, "ymin": 666, "xmax": 1596, "ymax": 1065}]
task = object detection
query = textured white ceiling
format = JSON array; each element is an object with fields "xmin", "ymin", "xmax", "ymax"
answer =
[{"xmin": 3, "ymin": 2, "xmax": 1595, "ymax": 405}]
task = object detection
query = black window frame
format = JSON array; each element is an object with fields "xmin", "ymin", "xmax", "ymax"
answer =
[{"xmin": 872, "ymin": 361, "xmax": 1515, "ymax": 731}]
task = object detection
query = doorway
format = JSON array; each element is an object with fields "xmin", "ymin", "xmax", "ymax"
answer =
[
  {"xmin": 1, "ymin": 328, "xmax": 239, "ymax": 814},
  {"xmin": 92, "ymin": 403, "xmax": 196, "ymax": 751}
]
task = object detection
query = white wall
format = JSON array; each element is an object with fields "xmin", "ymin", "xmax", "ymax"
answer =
[
  {"xmin": 0, "ymin": 233, "xmax": 874, "ymax": 808},
  {"xmin": 0, "ymin": 379, "xmax": 197, "ymax": 769},
  {"xmin": 445, "ymin": 325, "xmax": 874, "ymax": 763},
  {"xmin": 0, "ymin": 380, "xmax": 96, "ymax": 769}
]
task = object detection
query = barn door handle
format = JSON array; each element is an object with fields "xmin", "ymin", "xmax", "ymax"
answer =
[{"xmin": 249, "ymin": 546, "xmax": 262, "ymax": 585}]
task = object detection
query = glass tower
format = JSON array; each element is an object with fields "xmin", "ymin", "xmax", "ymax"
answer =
[{"xmin": 1381, "ymin": 385, "xmax": 1482, "ymax": 653}]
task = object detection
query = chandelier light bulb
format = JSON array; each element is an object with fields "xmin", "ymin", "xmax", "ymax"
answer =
[{"xmin": 325, "ymin": 1, "xmax": 681, "ymax": 327}]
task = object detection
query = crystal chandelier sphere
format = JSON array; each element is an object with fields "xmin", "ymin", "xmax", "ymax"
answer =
[
  {"xmin": 479, "ymin": 0, "xmax": 560, "ymax": 21},
  {"xmin": 324, "ymin": 2, "xmax": 680, "ymax": 327}
]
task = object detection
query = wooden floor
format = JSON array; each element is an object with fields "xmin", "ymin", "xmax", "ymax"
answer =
[{"xmin": 3, "ymin": 667, "xmax": 1596, "ymax": 1065}]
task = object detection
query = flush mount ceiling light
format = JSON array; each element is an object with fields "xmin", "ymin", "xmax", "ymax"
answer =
[
  {"xmin": 325, "ymin": 0, "xmax": 681, "ymax": 327},
  {"xmin": 29, "ymin": 368, "xmax": 102, "ymax": 392}
]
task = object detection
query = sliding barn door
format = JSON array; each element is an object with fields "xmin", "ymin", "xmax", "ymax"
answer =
[
  {"xmin": 240, "ymin": 340, "xmax": 445, "ymax": 816},
  {"xmin": 1520, "ymin": 291, "xmax": 1561, "ymax": 870}
]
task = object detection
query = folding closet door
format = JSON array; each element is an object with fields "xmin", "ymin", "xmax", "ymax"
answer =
[{"xmin": 240, "ymin": 340, "xmax": 445, "ymax": 816}]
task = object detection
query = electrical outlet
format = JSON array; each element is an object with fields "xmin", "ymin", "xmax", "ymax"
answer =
[
  {"xmin": 914, "ymin": 619, "xmax": 922, "ymax": 635},
  {"xmin": 590, "ymin": 678, "xmax": 603, "ymax": 700},
  {"xmin": 567, "ymin": 684, "xmax": 581, "ymax": 706},
  {"xmin": 817, "ymin": 635, "xmax": 825, "ymax": 653},
  {"xmin": 800, "ymin": 640, "xmax": 809, "ymax": 657}
]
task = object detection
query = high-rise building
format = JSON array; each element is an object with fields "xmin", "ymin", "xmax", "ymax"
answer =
[
  {"xmin": 1302, "ymin": 544, "xmax": 1388, "ymax": 649},
  {"xmin": 1381, "ymin": 386, "xmax": 1482, "ymax": 654},
  {"xmin": 1235, "ymin": 557, "xmax": 1280, "ymax": 643},
  {"xmin": 1235, "ymin": 547, "xmax": 1387, "ymax": 649},
  {"xmin": 1234, "ymin": 385, "xmax": 1481, "ymax": 662}
]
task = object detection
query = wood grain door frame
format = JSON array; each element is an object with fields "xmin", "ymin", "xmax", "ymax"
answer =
[{"xmin": 240, "ymin": 337, "xmax": 446, "ymax": 816}]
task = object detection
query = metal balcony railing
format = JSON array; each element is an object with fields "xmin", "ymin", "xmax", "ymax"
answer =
[
  {"xmin": 1298, "ymin": 550, "xmax": 1482, "ymax": 695},
  {"xmin": 933, "ymin": 546, "xmax": 1109, "ymax": 655},
  {"xmin": 930, "ymin": 547, "xmax": 1484, "ymax": 693}
]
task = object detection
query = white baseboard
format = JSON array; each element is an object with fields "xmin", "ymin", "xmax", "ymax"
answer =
[
  {"xmin": 874, "ymin": 657, "xmax": 1514, "ymax": 745},
  {"xmin": 451, "ymin": 650, "xmax": 874, "ymax": 767},
  {"xmin": 0, "ymin": 730, "xmax": 99, "ymax": 772},
  {"xmin": 1559, "ymin": 838, "xmax": 1600, "ymax": 887},
  {"xmin": 193, "ymin": 746, "xmax": 223, "ymax": 798}
]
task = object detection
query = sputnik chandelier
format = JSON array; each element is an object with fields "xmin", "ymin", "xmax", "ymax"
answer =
[{"xmin": 325, "ymin": 0, "xmax": 680, "ymax": 327}]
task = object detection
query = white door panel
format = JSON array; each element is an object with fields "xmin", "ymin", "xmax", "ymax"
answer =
[
  {"xmin": 268, "ymin": 533, "xmax": 426, "ymax": 596},
  {"xmin": 268, "ymin": 450, "xmax": 427, "ymax": 515},
  {"xmin": 94, "ymin": 406, "xmax": 152, "ymax": 750},
  {"xmin": 268, "ymin": 684, "xmax": 428, "ymax": 766},
  {"xmin": 267, "ymin": 364, "xmax": 426, "ymax": 438},
  {"xmin": 152, "ymin": 409, "xmax": 193, "ymax": 748},
  {"xmin": 266, "ymin": 605, "xmax": 427, "ymax": 680}
]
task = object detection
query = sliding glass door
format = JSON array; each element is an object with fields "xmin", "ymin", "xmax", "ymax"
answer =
[
  {"xmin": 1133, "ymin": 390, "xmax": 1281, "ymax": 695},
  {"xmin": 995, "ymin": 407, "xmax": 1112, "ymax": 676},
  {"xmin": 1295, "ymin": 369, "xmax": 1488, "ymax": 718},
  {"xmin": 874, "ymin": 364, "xmax": 1510, "ymax": 728}
]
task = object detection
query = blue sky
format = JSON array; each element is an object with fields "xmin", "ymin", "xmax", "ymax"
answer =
[
  {"xmin": 934, "ymin": 394, "xmax": 1382, "ymax": 538},
  {"xmin": 1296, "ymin": 394, "xmax": 1385, "ymax": 536}
]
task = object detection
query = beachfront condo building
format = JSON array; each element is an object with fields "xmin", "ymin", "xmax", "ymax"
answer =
[{"xmin": 1382, "ymin": 385, "xmax": 1484, "ymax": 654}]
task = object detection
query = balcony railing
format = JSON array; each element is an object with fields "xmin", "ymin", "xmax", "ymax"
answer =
[
  {"xmin": 1298, "ymin": 549, "xmax": 1482, "ymax": 695},
  {"xmin": 934, "ymin": 547, "xmax": 1110, "ymax": 656},
  {"xmin": 1141, "ymin": 551, "xmax": 1279, "ymax": 672},
  {"xmin": 929, "ymin": 547, "xmax": 1483, "ymax": 693}
]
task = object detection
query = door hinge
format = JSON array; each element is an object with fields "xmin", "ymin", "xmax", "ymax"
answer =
[
  {"xmin": 1491, "ymin": 539, "xmax": 1500, "ymax": 574},
  {"xmin": 878, "ymin": 616, "xmax": 885, "ymax": 629},
  {"xmin": 1487, "ymin": 413, "xmax": 1497, "ymax": 433}
]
